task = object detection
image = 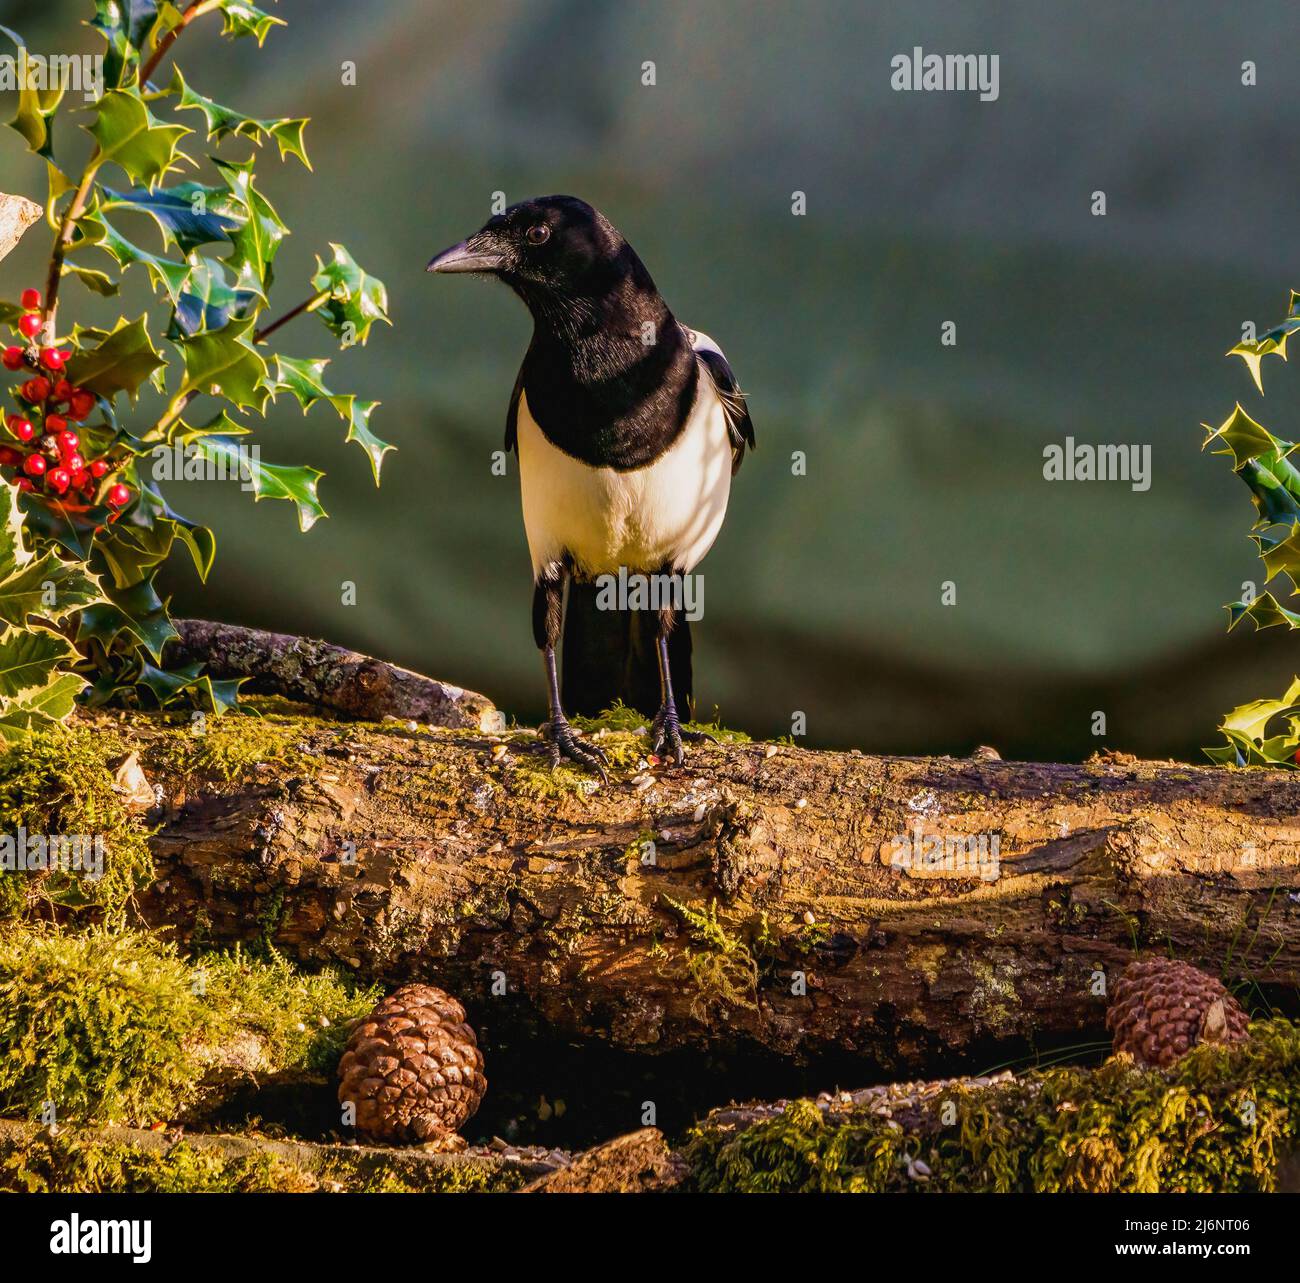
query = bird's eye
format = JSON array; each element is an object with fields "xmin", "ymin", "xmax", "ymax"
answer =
[{"xmin": 525, "ymin": 224, "xmax": 550, "ymax": 245}]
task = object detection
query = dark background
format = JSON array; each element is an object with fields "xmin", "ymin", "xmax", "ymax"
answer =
[{"xmin": 3, "ymin": 0, "xmax": 1298, "ymax": 761}]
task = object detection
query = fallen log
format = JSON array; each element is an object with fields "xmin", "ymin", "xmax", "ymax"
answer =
[{"xmin": 92, "ymin": 695, "xmax": 1300, "ymax": 1075}]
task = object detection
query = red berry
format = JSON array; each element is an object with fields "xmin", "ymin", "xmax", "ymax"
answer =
[
  {"xmin": 39, "ymin": 347, "xmax": 65, "ymax": 372},
  {"xmin": 89, "ymin": 459, "xmax": 110, "ymax": 479},
  {"xmin": 23, "ymin": 454, "xmax": 47, "ymax": 478},
  {"xmin": 52, "ymin": 379, "xmax": 73, "ymax": 402},
  {"xmin": 0, "ymin": 446, "xmax": 20, "ymax": 467},
  {"xmin": 2, "ymin": 346, "xmax": 23, "ymax": 371},
  {"xmin": 20, "ymin": 377, "xmax": 50, "ymax": 403},
  {"xmin": 45, "ymin": 467, "xmax": 70, "ymax": 495},
  {"xmin": 6, "ymin": 415, "xmax": 34, "ymax": 443},
  {"xmin": 70, "ymin": 467, "xmax": 90, "ymax": 490},
  {"xmin": 69, "ymin": 391, "xmax": 95, "ymax": 420},
  {"xmin": 13, "ymin": 477, "xmax": 33, "ymax": 492},
  {"xmin": 17, "ymin": 314, "xmax": 41, "ymax": 339},
  {"xmin": 106, "ymin": 483, "xmax": 130, "ymax": 508},
  {"xmin": 20, "ymin": 288, "xmax": 41, "ymax": 311},
  {"xmin": 65, "ymin": 452, "xmax": 84, "ymax": 473}
]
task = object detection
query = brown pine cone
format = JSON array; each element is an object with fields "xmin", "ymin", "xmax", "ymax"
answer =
[
  {"xmin": 1106, "ymin": 958, "xmax": 1249, "ymax": 1068},
  {"xmin": 338, "ymin": 983, "xmax": 486, "ymax": 1146}
]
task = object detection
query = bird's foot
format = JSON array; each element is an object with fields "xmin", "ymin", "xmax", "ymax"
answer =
[
  {"xmin": 541, "ymin": 716, "xmax": 608, "ymax": 781},
  {"xmin": 651, "ymin": 699, "xmax": 690, "ymax": 766}
]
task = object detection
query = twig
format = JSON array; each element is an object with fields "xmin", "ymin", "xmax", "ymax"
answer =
[{"xmin": 253, "ymin": 290, "xmax": 329, "ymax": 344}]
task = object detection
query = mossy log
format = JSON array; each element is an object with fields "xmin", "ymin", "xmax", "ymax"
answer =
[
  {"xmin": 85, "ymin": 696, "xmax": 1300, "ymax": 1076},
  {"xmin": 168, "ymin": 620, "xmax": 499, "ymax": 730}
]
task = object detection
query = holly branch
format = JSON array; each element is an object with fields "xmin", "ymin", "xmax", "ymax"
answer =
[{"xmin": 0, "ymin": 0, "xmax": 392, "ymax": 736}]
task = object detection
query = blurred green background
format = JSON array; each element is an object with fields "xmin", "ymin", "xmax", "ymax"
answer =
[{"xmin": 3, "ymin": 0, "xmax": 1297, "ymax": 761}]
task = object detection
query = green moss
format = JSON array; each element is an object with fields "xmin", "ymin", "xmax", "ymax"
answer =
[
  {"xmin": 198, "ymin": 945, "xmax": 381, "ymax": 1075},
  {"xmin": 0, "ymin": 725, "xmax": 153, "ymax": 921},
  {"xmin": 0, "ymin": 924, "xmax": 210, "ymax": 1127},
  {"xmin": 0, "ymin": 1130, "xmax": 318, "ymax": 1193},
  {"xmin": 327, "ymin": 1159, "xmax": 527, "ymax": 1194},
  {"xmin": 661, "ymin": 895, "xmax": 758, "ymax": 1016},
  {"xmin": 684, "ymin": 1018, "xmax": 1300, "ymax": 1192},
  {"xmin": 507, "ymin": 753, "xmax": 602, "ymax": 802},
  {"xmin": 0, "ymin": 923, "xmax": 382, "ymax": 1128},
  {"xmin": 572, "ymin": 702, "xmax": 647, "ymax": 734},
  {"xmin": 0, "ymin": 1128, "xmax": 528, "ymax": 1193},
  {"xmin": 146, "ymin": 711, "xmax": 300, "ymax": 783}
]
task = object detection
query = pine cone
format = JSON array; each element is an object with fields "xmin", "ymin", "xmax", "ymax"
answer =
[
  {"xmin": 338, "ymin": 984, "xmax": 486, "ymax": 1146},
  {"xmin": 1106, "ymin": 958, "xmax": 1249, "ymax": 1068}
]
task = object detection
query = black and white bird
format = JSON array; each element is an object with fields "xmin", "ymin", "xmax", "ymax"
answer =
[{"xmin": 427, "ymin": 196, "xmax": 753, "ymax": 775}]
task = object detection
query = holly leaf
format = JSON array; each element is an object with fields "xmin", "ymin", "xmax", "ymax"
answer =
[
  {"xmin": 1229, "ymin": 291, "xmax": 1300, "ymax": 394},
  {"xmin": 0, "ymin": 628, "xmax": 79, "ymax": 702},
  {"xmin": 176, "ymin": 315, "xmax": 269, "ymax": 410},
  {"xmin": 87, "ymin": 86, "xmax": 192, "ymax": 190},
  {"xmin": 3, "ymin": 672, "xmax": 87, "ymax": 722},
  {"xmin": 71, "ymin": 200, "xmax": 193, "ymax": 301},
  {"xmin": 78, "ymin": 576, "xmax": 178, "ymax": 662},
  {"xmin": 65, "ymin": 314, "xmax": 167, "ymax": 403},
  {"xmin": 90, "ymin": 0, "xmax": 166, "ymax": 89},
  {"xmin": 1227, "ymin": 591, "xmax": 1300, "ymax": 632},
  {"xmin": 61, "ymin": 261, "xmax": 121, "ymax": 297},
  {"xmin": 273, "ymin": 355, "xmax": 392, "ymax": 482},
  {"xmin": 164, "ymin": 66, "xmax": 310, "ymax": 167},
  {"xmin": 170, "ymin": 257, "xmax": 259, "ymax": 338},
  {"xmin": 213, "ymin": 1, "xmax": 285, "ymax": 44},
  {"xmin": 131, "ymin": 478, "xmax": 216, "ymax": 581},
  {"xmin": 100, "ymin": 184, "xmax": 240, "ymax": 254},
  {"xmin": 184, "ymin": 430, "xmax": 326, "ymax": 531},
  {"xmin": 1219, "ymin": 685, "xmax": 1300, "ymax": 742},
  {"xmin": 0, "ymin": 552, "xmax": 104, "ymax": 629},
  {"xmin": 1203, "ymin": 404, "xmax": 1283, "ymax": 471},
  {"xmin": 310, "ymin": 243, "xmax": 390, "ymax": 346},
  {"xmin": 1253, "ymin": 524, "xmax": 1300, "ymax": 595},
  {"xmin": 213, "ymin": 156, "xmax": 287, "ymax": 288},
  {"xmin": 1237, "ymin": 457, "xmax": 1300, "ymax": 528},
  {"xmin": 1, "ymin": 28, "xmax": 67, "ymax": 164}
]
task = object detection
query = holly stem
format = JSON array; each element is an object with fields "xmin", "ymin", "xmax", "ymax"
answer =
[
  {"xmin": 253, "ymin": 290, "xmax": 330, "ymax": 344},
  {"xmin": 41, "ymin": 157, "xmax": 101, "ymax": 346},
  {"xmin": 149, "ymin": 391, "xmax": 197, "ymax": 443},
  {"xmin": 139, "ymin": 0, "xmax": 220, "ymax": 87}
]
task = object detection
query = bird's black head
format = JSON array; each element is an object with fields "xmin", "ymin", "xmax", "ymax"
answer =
[{"xmin": 426, "ymin": 196, "xmax": 660, "ymax": 322}]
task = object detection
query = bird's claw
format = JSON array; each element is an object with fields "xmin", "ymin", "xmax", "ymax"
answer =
[
  {"xmin": 542, "ymin": 717, "xmax": 608, "ymax": 781},
  {"xmin": 651, "ymin": 700, "xmax": 687, "ymax": 766}
]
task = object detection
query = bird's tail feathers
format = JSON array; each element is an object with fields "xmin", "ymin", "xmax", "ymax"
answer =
[{"xmin": 560, "ymin": 580, "xmax": 692, "ymax": 719}]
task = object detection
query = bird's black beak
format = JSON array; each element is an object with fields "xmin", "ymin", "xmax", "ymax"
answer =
[{"xmin": 426, "ymin": 239, "xmax": 505, "ymax": 274}]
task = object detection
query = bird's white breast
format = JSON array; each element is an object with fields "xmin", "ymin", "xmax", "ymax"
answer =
[{"xmin": 516, "ymin": 372, "xmax": 733, "ymax": 580}]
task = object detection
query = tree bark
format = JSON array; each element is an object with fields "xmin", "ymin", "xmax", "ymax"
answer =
[
  {"xmin": 0, "ymin": 193, "xmax": 41, "ymax": 264},
  {"xmin": 113, "ymin": 700, "xmax": 1300, "ymax": 1076}
]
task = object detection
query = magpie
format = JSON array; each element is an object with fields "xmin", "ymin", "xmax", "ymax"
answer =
[{"xmin": 427, "ymin": 196, "xmax": 753, "ymax": 775}]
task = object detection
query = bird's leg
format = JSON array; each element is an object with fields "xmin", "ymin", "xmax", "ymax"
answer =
[
  {"xmin": 651, "ymin": 592, "xmax": 687, "ymax": 765},
  {"xmin": 534, "ymin": 567, "xmax": 607, "ymax": 780}
]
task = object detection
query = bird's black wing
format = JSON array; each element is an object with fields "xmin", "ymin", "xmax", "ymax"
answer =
[
  {"xmin": 684, "ymin": 326, "xmax": 755, "ymax": 475},
  {"xmin": 504, "ymin": 364, "xmax": 525, "ymax": 454}
]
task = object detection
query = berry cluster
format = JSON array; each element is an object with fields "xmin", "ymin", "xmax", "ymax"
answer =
[{"xmin": 3, "ymin": 289, "xmax": 130, "ymax": 508}]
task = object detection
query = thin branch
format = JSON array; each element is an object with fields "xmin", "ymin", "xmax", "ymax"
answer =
[
  {"xmin": 253, "ymin": 290, "xmax": 329, "ymax": 344},
  {"xmin": 138, "ymin": 0, "xmax": 214, "ymax": 88}
]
